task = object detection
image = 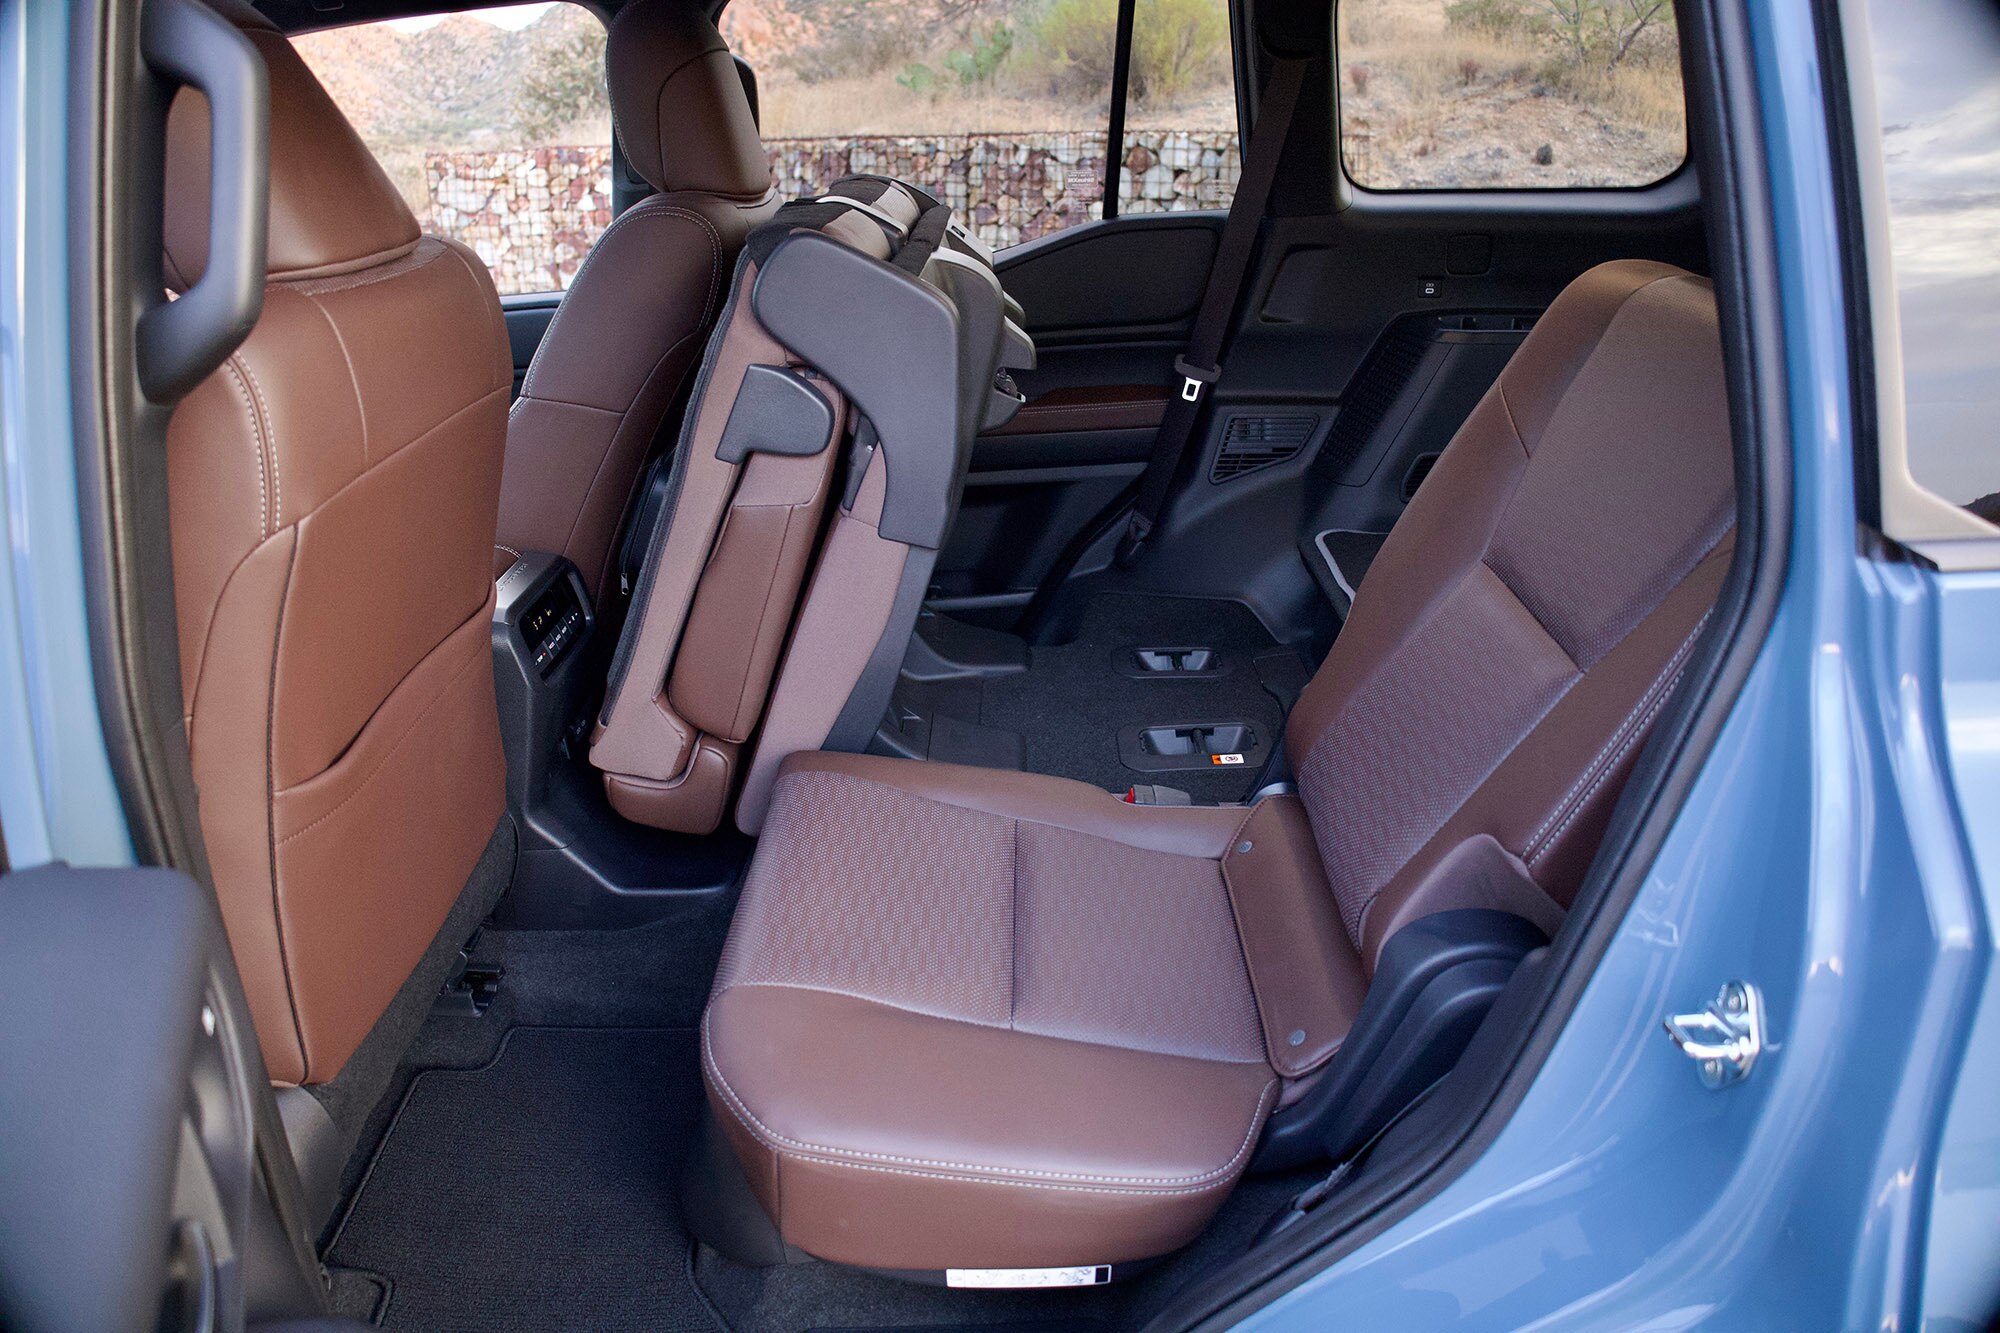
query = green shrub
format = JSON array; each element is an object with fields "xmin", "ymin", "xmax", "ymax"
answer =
[
  {"xmin": 514, "ymin": 11, "xmax": 608, "ymax": 141},
  {"xmin": 1023, "ymin": 0, "xmax": 1228, "ymax": 104},
  {"xmin": 943, "ymin": 23, "xmax": 1015, "ymax": 86}
]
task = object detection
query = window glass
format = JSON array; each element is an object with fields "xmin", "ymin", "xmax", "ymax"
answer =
[
  {"xmin": 721, "ymin": 0, "xmax": 1238, "ymax": 250},
  {"xmin": 1116, "ymin": 0, "xmax": 1240, "ymax": 218},
  {"xmin": 295, "ymin": 4, "xmax": 612, "ymax": 296},
  {"xmin": 1335, "ymin": 0, "xmax": 1687, "ymax": 190},
  {"xmin": 1864, "ymin": 0, "xmax": 2000, "ymax": 519}
]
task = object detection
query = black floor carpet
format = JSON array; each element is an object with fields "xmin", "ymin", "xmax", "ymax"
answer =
[
  {"xmin": 980, "ymin": 594, "xmax": 1306, "ymax": 803},
  {"xmin": 324, "ymin": 1027, "xmax": 717, "ymax": 1332},
  {"xmin": 693, "ymin": 1165, "xmax": 1316, "ymax": 1333}
]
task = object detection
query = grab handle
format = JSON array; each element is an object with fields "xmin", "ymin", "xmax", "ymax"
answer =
[{"xmin": 137, "ymin": 0, "xmax": 268, "ymax": 401}]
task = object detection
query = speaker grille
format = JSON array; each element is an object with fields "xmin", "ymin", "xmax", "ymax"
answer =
[
  {"xmin": 1211, "ymin": 413, "xmax": 1318, "ymax": 482},
  {"xmin": 1322, "ymin": 331, "xmax": 1428, "ymax": 476}
]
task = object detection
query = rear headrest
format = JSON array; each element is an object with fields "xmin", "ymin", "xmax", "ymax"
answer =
[
  {"xmin": 607, "ymin": 0, "xmax": 772, "ymax": 199},
  {"xmin": 164, "ymin": 0, "xmax": 420, "ymax": 288}
]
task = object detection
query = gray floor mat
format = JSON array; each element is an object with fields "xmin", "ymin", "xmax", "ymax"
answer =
[
  {"xmin": 979, "ymin": 594, "xmax": 1305, "ymax": 803},
  {"xmin": 323, "ymin": 1027, "xmax": 718, "ymax": 1332}
]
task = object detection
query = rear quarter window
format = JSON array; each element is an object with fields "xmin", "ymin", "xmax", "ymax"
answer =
[
  {"xmin": 722, "ymin": 0, "xmax": 1239, "ymax": 249},
  {"xmin": 1336, "ymin": 0, "xmax": 1688, "ymax": 190},
  {"xmin": 295, "ymin": 3, "xmax": 613, "ymax": 296}
]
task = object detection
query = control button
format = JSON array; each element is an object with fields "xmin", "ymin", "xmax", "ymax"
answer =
[{"xmin": 1419, "ymin": 278, "xmax": 1443, "ymax": 299}]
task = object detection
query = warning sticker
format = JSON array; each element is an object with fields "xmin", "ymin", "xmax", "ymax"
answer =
[{"xmin": 1210, "ymin": 753, "xmax": 1245, "ymax": 765}]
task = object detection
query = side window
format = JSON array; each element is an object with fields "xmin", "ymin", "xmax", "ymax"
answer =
[
  {"xmin": 1334, "ymin": 0, "xmax": 1687, "ymax": 190},
  {"xmin": 1112, "ymin": 0, "xmax": 1240, "ymax": 218},
  {"xmin": 1860, "ymin": 0, "xmax": 2000, "ymax": 539},
  {"xmin": 721, "ymin": 0, "xmax": 1238, "ymax": 250},
  {"xmin": 294, "ymin": 4, "xmax": 612, "ymax": 296}
]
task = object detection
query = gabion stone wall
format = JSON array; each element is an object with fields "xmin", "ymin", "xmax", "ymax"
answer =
[
  {"xmin": 425, "ymin": 130, "xmax": 1240, "ymax": 295},
  {"xmin": 425, "ymin": 146, "xmax": 615, "ymax": 296},
  {"xmin": 767, "ymin": 132, "xmax": 1112, "ymax": 247}
]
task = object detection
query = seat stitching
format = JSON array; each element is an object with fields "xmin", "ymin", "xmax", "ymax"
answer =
[
  {"xmin": 236, "ymin": 359, "xmax": 282, "ymax": 525},
  {"xmin": 1527, "ymin": 648, "xmax": 1699, "ymax": 869},
  {"xmin": 218, "ymin": 358, "xmax": 269, "ymax": 537},
  {"xmin": 703, "ymin": 1013, "xmax": 1276, "ymax": 1189},
  {"xmin": 299, "ymin": 289, "xmax": 373, "ymax": 470},
  {"xmin": 1523, "ymin": 608, "xmax": 1713, "ymax": 861}
]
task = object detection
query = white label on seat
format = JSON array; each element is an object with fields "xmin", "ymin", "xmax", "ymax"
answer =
[
  {"xmin": 1210, "ymin": 752, "xmax": 1246, "ymax": 765},
  {"xmin": 946, "ymin": 1265, "xmax": 1112, "ymax": 1289}
]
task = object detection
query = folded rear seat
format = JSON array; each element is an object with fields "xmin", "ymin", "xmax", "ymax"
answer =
[
  {"xmin": 700, "ymin": 260, "xmax": 1738, "ymax": 1275},
  {"xmin": 590, "ymin": 176, "xmax": 1026, "ymax": 834}
]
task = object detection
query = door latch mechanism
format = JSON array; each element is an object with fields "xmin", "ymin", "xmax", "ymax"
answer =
[{"xmin": 1663, "ymin": 980, "xmax": 1764, "ymax": 1089}]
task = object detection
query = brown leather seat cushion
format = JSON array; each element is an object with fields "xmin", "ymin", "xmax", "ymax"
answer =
[
  {"xmin": 703, "ymin": 752, "xmax": 1290, "ymax": 1271},
  {"xmin": 703, "ymin": 259, "xmax": 1737, "ymax": 1273}
]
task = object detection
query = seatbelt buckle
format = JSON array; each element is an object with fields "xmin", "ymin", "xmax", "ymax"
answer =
[
  {"xmin": 1114, "ymin": 510, "xmax": 1154, "ymax": 568},
  {"xmin": 1174, "ymin": 355, "xmax": 1220, "ymax": 403}
]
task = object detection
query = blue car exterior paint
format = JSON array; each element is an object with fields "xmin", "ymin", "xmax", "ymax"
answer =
[
  {"xmin": 1241, "ymin": 0, "xmax": 1996, "ymax": 1328},
  {"xmin": 0, "ymin": 0, "xmax": 135, "ymax": 870},
  {"xmin": 1920, "ymin": 572, "xmax": 2000, "ymax": 1329}
]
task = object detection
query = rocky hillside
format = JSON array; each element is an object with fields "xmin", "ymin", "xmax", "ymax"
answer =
[{"xmin": 294, "ymin": 7, "xmax": 609, "ymax": 205}]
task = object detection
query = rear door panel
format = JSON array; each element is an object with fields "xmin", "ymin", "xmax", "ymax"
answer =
[{"xmin": 944, "ymin": 185, "xmax": 1707, "ymax": 630}]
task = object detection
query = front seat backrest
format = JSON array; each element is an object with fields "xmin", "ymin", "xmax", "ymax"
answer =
[
  {"xmin": 496, "ymin": 0, "xmax": 778, "ymax": 598},
  {"xmin": 165, "ymin": 2, "xmax": 512, "ymax": 1086}
]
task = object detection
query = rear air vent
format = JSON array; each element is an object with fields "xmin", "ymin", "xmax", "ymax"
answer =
[
  {"xmin": 1401, "ymin": 451, "xmax": 1441, "ymax": 502},
  {"xmin": 1211, "ymin": 413, "xmax": 1319, "ymax": 482},
  {"xmin": 1322, "ymin": 331, "xmax": 1428, "ymax": 476}
]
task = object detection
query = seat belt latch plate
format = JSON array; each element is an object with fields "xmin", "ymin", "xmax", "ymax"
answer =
[{"xmin": 1174, "ymin": 355, "xmax": 1220, "ymax": 402}]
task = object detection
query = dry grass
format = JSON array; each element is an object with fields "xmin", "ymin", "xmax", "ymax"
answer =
[
  {"xmin": 757, "ymin": 72, "xmax": 1234, "ymax": 138},
  {"xmin": 1338, "ymin": 0, "xmax": 1686, "ymax": 188},
  {"xmin": 760, "ymin": 76, "xmax": 1106, "ymax": 137}
]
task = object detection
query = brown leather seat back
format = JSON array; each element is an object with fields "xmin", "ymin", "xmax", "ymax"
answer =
[
  {"xmin": 1288, "ymin": 260, "xmax": 1737, "ymax": 969},
  {"xmin": 496, "ymin": 0, "xmax": 777, "ymax": 599},
  {"xmin": 589, "ymin": 177, "xmax": 1002, "ymax": 836},
  {"xmin": 165, "ymin": 3, "xmax": 512, "ymax": 1085}
]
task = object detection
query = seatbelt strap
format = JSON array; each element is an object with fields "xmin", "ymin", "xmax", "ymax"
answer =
[{"xmin": 1117, "ymin": 55, "xmax": 1310, "ymax": 567}]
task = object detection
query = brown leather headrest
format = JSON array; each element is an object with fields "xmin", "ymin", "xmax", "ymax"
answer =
[
  {"xmin": 164, "ymin": 0, "xmax": 419, "ymax": 288},
  {"xmin": 607, "ymin": 0, "xmax": 772, "ymax": 199}
]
